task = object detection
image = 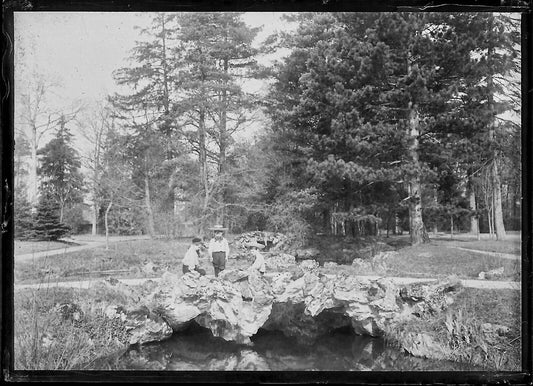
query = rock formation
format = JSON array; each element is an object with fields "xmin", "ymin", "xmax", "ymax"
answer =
[{"xmin": 103, "ymin": 258, "xmax": 463, "ymax": 347}]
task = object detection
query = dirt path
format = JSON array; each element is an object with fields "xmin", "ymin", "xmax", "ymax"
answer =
[
  {"xmin": 15, "ymin": 235, "xmax": 152, "ymax": 262},
  {"xmin": 14, "ymin": 274, "xmax": 521, "ymax": 291},
  {"xmin": 448, "ymin": 246, "xmax": 521, "ymax": 261}
]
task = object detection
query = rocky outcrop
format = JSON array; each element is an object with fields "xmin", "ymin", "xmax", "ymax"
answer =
[{"xmin": 106, "ymin": 259, "xmax": 463, "ymax": 347}]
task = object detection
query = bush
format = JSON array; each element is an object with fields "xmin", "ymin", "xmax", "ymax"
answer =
[
  {"xmin": 62, "ymin": 204, "xmax": 87, "ymax": 234},
  {"xmin": 14, "ymin": 287, "xmax": 129, "ymax": 370},
  {"xmin": 106, "ymin": 206, "xmax": 145, "ymax": 235},
  {"xmin": 265, "ymin": 189, "xmax": 318, "ymax": 248}
]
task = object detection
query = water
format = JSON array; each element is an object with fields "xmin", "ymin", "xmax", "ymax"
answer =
[{"xmin": 116, "ymin": 324, "xmax": 481, "ymax": 371}]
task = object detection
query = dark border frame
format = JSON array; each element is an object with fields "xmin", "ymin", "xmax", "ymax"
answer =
[{"xmin": 2, "ymin": 0, "xmax": 532, "ymax": 383}]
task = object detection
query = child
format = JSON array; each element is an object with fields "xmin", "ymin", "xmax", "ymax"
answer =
[
  {"xmin": 207, "ymin": 225, "xmax": 230, "ymax": 277},
  {"xmin": 247, "ymin": 241, "xmax": 266, "ymax": 274},
  {"xmin": 182, "ymin": 237, "xmax": 206, "ymax": 275}
]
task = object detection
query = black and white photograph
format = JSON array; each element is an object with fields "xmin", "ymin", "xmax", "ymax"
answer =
[{"xmin": 4, "ymin": 6, "xmax": 527, "ymax": 379}]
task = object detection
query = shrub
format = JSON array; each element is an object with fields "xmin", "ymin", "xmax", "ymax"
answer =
[
  {"xmin": 14, "ymin": 287, "xmax": 129, "ymax": 370},
  {"xmin": 265, "ymin": 189, "xmax": 318, "ymax": 248},
  {"xmin": 62, "ymin": 204, "xmax": 88, "ymax": 234}
]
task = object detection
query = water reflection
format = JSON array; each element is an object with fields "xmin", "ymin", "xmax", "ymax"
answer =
[{"xmin": 118, "ymin": 324, "xmax": 481, "ymax": 371}]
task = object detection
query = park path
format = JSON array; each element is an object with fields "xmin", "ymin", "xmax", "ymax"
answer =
[
  {"xmin": 448, "ymin": 246, "xmax": 521, "ymax": 261},
  {"xmin": 14, "ymin": 274, "xmax": 521, "ymax": 291},
  {"xmin": 15, "ymin": 235, "xmax": 152, "ymax": 262}
]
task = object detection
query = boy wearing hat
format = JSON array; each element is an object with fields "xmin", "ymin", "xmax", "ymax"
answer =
[
  {"xmin": 207, "ymin": 225, "xmax": 230, "ymax": 277},
  {"xmin": 182, "ymin": 237, "xmax": 206, "ymax": 276}
]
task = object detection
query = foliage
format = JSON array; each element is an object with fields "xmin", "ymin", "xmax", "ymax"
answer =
[
  {"xmin": 14, "ymin": 287, "xmax": 129, "ymax": 370},
  {"xmin": 14, "ymin": 194, "xmax": 35, "ymax": 240},
  {"xmin": 106, "ymin": 205, "xmax": 146, "ymax": 236},
  {"xmin": 62, "ymin": 204, "xmax": 88, "ymax": 234},
  {"xmin": 30, "ymin": 192, "xmax": 70, "ymax": 241},
  {"xmin": 37, "ymin": 118, "xmax": 84, "ymax": 220},
  {"xmin": 265, "ymin": 188, "xmax": 319, "ymax": 247},
  {"xmin": 263, "ymin": 12, "xmax": 520, "ymax": 243},
  {"xmin": 384, "ymin": 287, "xmax": 520, "ymax": 371}
]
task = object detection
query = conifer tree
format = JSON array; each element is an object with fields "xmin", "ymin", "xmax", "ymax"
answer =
[
  {"xmin": 265, "ymin": 12, "xmax": 518, "ymax": 244},
  {"xmin": 176, "ymin": 12, "xmax": 261, "ymax": 228},
  {"xmin": 14, "ymin": 194, "xmax": 35, "ymax": 240},
  {"xmin": 37, "ymin": 115, "xmax": 84, "ymax": 223},
  {"xmin": 32, "ymin": 191, "xmax": 70, "ymax": 241}
]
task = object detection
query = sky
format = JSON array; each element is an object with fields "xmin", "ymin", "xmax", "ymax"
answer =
[
  {"xmin": 14, "ymin": 12, "xmax": 290, "ymax": 104},
  {"xmin": 14, "ymin": 12, "xmax": 296, "ymax": 153}
]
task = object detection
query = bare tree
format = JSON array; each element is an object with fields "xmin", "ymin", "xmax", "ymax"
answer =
[
  {"xmin": 77, "ymin": 102, "xmax": 115, "ymax": 235},
  {"xmin": 17, "ymin": 74, "xmax": 82, "ymax": 209}
]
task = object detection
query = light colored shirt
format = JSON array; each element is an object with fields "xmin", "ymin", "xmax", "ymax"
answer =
[
  {"xmin": 208, "ymin": 237, "xmax": 230, "ymax": 257},
  {"xmin": 250, "ymin": 249, "xmax": 266, "ymax": 273},
  {"xmin": 183, "ymin": 245, "xmax": 200, "ymax": 269}
]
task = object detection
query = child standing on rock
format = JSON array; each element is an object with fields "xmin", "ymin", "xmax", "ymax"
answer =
[
  {"xmin": 247, "ymin": 241, "xmax": 266, "ymax": 275},
  {"xmin": 208, "ymin": 225, "xmax": 230, "ymax": 277}
]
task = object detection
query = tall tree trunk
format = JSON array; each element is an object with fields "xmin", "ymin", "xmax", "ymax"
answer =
[
  {"xmin": 487, "ymin": 201, "xmax": 494, "ymax": 239},
  {"xmin": 29, "ymin": 124, "xmax": 38, "ymax": 211},
  {"xmin": 160, "ymin": 14, "xmax": 173, "ymax": 160},
  {"xmin": 199, "ymin": 108, "xmax": 209, "ymax": 232},
  {"xmin": 144, "ymin": 175, "xmax": 156, "ymax": 237},
  {"xmin": 59, "ymin": 203, "xmax": 64, "ymax": 223},
  {"xmin": 105, "ymin": 201, "xmax": 112, "ymax": 250},
  {"xmin": 407, "ymin": 101, "xmax": 429, "ymax": 245},
  {"xmin": 487, "ymin": 22, "xmax": 506, "ymax": 241},
  {"xmin": 468, "ymin": 180, "xmax": 479, "ymax": 237},
  {"xmin": 450, "ymin": 214, "xmax": 454, "ymax": 239},
  {"xmin": 92, "ymin": 202, "xmax": 98, "ymax": 236},
  {"xmin": 492, "ymin": 160, "xmax": 506, "ymax": 240},
  {"xmin": 217, "ymin": 46, "xmax": 229, "ymax": 224}
]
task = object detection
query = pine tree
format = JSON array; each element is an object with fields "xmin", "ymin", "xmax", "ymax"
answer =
[
  {"xmin": 176, "ymin": 12, "xmax": 261, "ymax": 228},
  {"xmin": 37, "ymin": 116, "xmax": 84, "ymax": 223},
  {"xmin": 265, "ymin": 12, "xmax": 515, "ymax": 245},
  {"xmin": 32, "ymin": 192, "xmax": 70, "ymax": 241},
  {"xmin": 14, "ymin": 194, "xmax": 35, "ymax": 240}
]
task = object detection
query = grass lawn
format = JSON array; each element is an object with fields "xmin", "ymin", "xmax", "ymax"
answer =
[
  {"xmin": 382, "ymin": 242, "xmax": 521, "ymax": 281},
  {"xmin": 15, "ymin": 239, "xmax": 189, "ymax": 284},
  {"xmin": 431, "ymin": 238, "xmax": 521, "ymax": 255},
  {"xmin": 14, "ymin": 237, "xmax": 522, "ymax": 284},
  {"xmin": 14, "ymin": 240, "xmax": 80, "ymax": 255}
]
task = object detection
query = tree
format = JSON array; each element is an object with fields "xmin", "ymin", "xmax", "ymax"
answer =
[
  {"xmin": 37, "ymin": 116, "xmax": 84, "ymax": 223},
  {"xmin": 264, "ymin": 12, "xmax": 517, "ymax": 245},
  {"xmin": 78, "ymin": 102, "xmax": 115, "ymax": 235},
  {"xmin": 31, "ymin": 191, "xmax": 70, "ymax": 241},
  {"xmin": 112, "ymin": 13, "xmax": 190, "ymax": 237},
  {"xmin": 16, "ymin": 72, "xmax": 81, "ymax": 209},
  {"xmin": 176, "ymin": 12, "xmax": 261, "ymax": 229},
  {"xmin": 430, "ymin": 13, "xmax": 520, "ymax": 239},
  {"xmin": 14, "ymin": 194, "xmax": 34, "ymax": 240}
]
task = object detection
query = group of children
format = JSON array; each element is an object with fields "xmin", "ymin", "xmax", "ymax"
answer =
[{"xmin": 182, "ymin": 225, "xmax": 266, "ymax": 277}]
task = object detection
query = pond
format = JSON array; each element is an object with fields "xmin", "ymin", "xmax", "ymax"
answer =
[{"xmin": 116, "ymin": 323, "xmax": 482, "ymax": 371}]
